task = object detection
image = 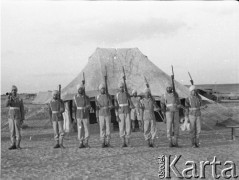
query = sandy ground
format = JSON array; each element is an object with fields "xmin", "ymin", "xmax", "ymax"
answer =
[{"xmin": 1, "ymin": 120, "xmax": 239, "ymax": 180}]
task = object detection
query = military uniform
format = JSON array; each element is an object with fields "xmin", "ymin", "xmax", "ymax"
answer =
[
  {"xmin": 73, "ymin": 93, "xmax": 91, "ymax": 147},
  {"xmin": 96, "ymin": 93, "xmax": 113, "ymax": 147},
  {"xmin": 140, "ymin": 96, "xmax": 159, "ymax": 147},
  {"xmin": 161, "ymin": 92, "xmax": 181, "ymax": 147},
  {"xmin": 49, "ymin": 97, "xmax": 65, "ymax": 148},
  {"xmin": 130, "ymin": 96, "xmax": 142, "ymax": 131},
  {"xmin": 6, "ymin": 89, "xmax": 25, "ymax": 150},
  {"xmin": 185, "ymin": 85, "xmax": 202, "ymax": 147},
  {"xmin": 115, "ymin": 90, "xmax": 131, "ymax": 147}
]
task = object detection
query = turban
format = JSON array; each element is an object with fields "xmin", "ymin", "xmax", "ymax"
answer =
[
  {"xmin": 144, "ymin": 88, "xmax": 151, "ymax": 94},
  {"xmin": 189, "ymin": 85, "xmax": 196, "ymax": 92},
  {"xmin": 132, "ymin": 89, "xmax": 137, "ymax": 94},
  {"xmin": 77, "ymin": 84, "xmax": 85, "ymax": 90},
  {"xmin": 118, "ymin": 82, "xmax": 124, "ymax": 88},
  {"xmin": 52, "ymin": 90, "xmax": 59, "ymax": 96},
  {"xmin": 99, "ymin": 83, "xmax": 106, "ymax": 90},
  {"xmin": 12, "ymin": 85, "xmax": 18, "ymax": 91}
]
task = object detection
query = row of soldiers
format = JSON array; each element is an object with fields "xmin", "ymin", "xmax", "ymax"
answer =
[{"xmin": 6, "ymin": 83, "xmax": 203, "ymax": 150}]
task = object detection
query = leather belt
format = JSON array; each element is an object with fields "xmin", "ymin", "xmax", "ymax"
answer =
[
  {"xmin": 189, "ymin": 107, "xmax": 200, "ymax": 110},
  {"xmin": 77, "ymin": 107, "xmax": 86, "ymax": 110},
  {"xmin": 52, "ymin": 111, "xmax": 59, "ymax": 113},
  {"xmin": 166, "ymin": 104, "xmax": 176, "ymax": 107},
  {"xmin": 10, "ymin": 107, "xmax": 20, "ymax": 110},
  {"xmin": 119, "ymin": 104, "xmax": 128, "ymax": 107}
]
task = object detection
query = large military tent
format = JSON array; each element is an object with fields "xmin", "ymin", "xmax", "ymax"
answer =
[
  {"xmin": 61, "ymin": 47, "xmax": 189, "ymax": 100},
  {"xmin": 60, "ymin": 48, "xmax": 190, "ymax": 132}
]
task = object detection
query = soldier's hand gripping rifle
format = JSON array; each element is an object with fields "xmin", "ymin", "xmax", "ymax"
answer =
[
  {"xmin": 122, "ymin": 66, "xmax": 134, "ymax": 109},
  {"xmin": 171, "ymin": 66, "xmax": 184, "ymax": 110},
  {"xmin": 144, "ymin": 76, "xmax": 164, "ymax": 121}
]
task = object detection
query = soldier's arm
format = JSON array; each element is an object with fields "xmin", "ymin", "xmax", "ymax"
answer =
[
  {"xmin": 139, "ymin": 100, "xmax": 144, "ymax": 121},
  {"xmin": 184, "ymin": 98, "xmax": 190, "ymax": 116},
  {"xmin": 5, "ymin": 96, "xmax": 11, "ymax": 107},
  {"xmin": 114, "ymin": 97, "xmax": 119, "ymax": 117},
  {"xmin": 48, "ymin": 103, "xmax": 52, "ymax": 123},
  {"xmin": 72, "ymin": 99, "xmax": 77, "ymax": 120},
  {"xmin": 60, "ymin": 99, "xmax": 65, "ymax": 113},
  {"xmin": 160, "ymin": 96, "xmax": 166, "ymax": 113},
  {"xmin": 108, "ymin": 95, "xmax": 113, "ymax": 109},
  {"xmin": 86, "ymin": 96, "xmax": 91, "ymax": 109},
  {"xmin": 95, "ymin": 96, "xmax": 99, "ymax": 119},
  {"xmin": 20, "ymin": 99, "xmax": 25, "ymax": 121}
]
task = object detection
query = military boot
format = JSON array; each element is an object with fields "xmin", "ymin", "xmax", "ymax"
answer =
[
  {"xmin": 121, "ymin": 137, "xmax": 127, "ymax": 148},
  {"xmin": 84, "ymin": 139, "xmax": 90, "ymax": 148},
  {"xmin": 191, "ymin": 138, "xmax": 196, "ymax": 148},
  {"xmin": 132, "ymin": 121, "xmax": 135, "ymax": 132},
  {"xmin": 169, "ymin": 138, "xmax": 173, "ymax": 148},
  {"xmin": 101, "ymin": 139, "xmax": 106, "ymax": 148},
  {"xmin": 16, "ymin": 140, "xmax": 22, "ymax": 150},
  {"xmin": 150, "ymin": 139, "xmax": 154, "ymax": 148},
  {"xmin": 79, "ymin": 141, "xmax": 84, "ymax": 148},
  {"xmin": 8, "ymin": 143, "xmax": 16, "ymax": 150},
  {"xmin": 126, "ymin": 138, "xmax": 131, "ymax": 147},
  {"xmin": 106, "ymin": 139, "xmax": 112, "ymax": 148},
  {"xmin": 54, "ymin": 141, "xmax": 60, "ymax": 149},
  {"xmin": 59, "ymin": 139, "xmax": 65, "ymax": 149},
  {"xmin": 174, "ymin": 137, "xmax": 179, "ymax": 148},
  {"xmin": 195, "ymin": 138, "xmax": 200, "ymax": 148}
]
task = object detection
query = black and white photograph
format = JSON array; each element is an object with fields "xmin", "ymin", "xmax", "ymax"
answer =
[{"xmin": 1, "ymin": 0, "xmax": 239, "ymax": 179}]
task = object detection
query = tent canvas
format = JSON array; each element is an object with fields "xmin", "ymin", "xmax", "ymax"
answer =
[
  {"xmin": 32, "ymin": 91, "xmax": 52, "ymax": 104},
  {"xmin": 61, "ymin": 48, "xmax": 190, "ymax": 100}
]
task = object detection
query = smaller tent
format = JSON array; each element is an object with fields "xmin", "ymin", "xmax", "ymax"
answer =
[{"xmin": 32, "ymin": 91, "xmax": 52, "ymax": 104}]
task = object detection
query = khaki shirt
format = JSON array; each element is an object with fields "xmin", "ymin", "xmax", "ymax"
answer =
[
  {"xmin": 6, "ymin": 95, "xmax": 25, "ymax": 121},
  {"xmin": 114, "ymin": 91, "xmax": 130, "ymax": 115},
  {"xmin": 140, "ymin": 97, "xmax": 159, "ymax": 121},
  {"xmin": 160, "ymin": 92, "xmax": 180, "ymax": 112},
  {"xmin": 96, "ymin": 94, "xmax": 112, "ymax": 117},
  {"xmin": 48, "ymin": 99, "xmax": 65, "ymax": 121},
  {"xmin": 73, "ymin": 94, "xmax": 91, "ymax": 119},
  {"xmin": 185, "ymin": 95, "xmax": 202, "ymax": 116}
]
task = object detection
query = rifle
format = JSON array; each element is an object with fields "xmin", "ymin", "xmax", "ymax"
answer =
[
  {"xmin": 58, "ymin": 84, "xmax": 61, "ymax": 99},
  {"xmin": 122, "ymin": 66, "xmax": 134, "ymax": 109},
  {"xmin": 144, "ymin": 76, "xmax": 164, "ymax": 121},
  {"xmin": 188, "ymin": 72, "xmax": 194, "ymax": 85},
  {"xmin": 105, "ymin": 66, "xmax": 109, "ymax": 95},
  {"xmin": 171, "ymin": 65, "xmax": 176, "ymax": 95}
]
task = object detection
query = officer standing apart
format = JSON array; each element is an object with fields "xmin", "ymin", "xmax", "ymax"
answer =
[
  {"xmin": 185, "ymin": 85, "xmax": 203, "ymax": 148},
  {"xmin": 161, "ymin": 86, "xmax": 181, "ymax": 147},
  {"xmin": 6, "ymin": 85, "xmax": 25, "ymax": 150},
  {"xmin": 140, "ymin": 88, "xmax": 160, "ymax": 147},
  {"xmin": 115, "ymin": 82, "xmax": 132, "ymax": 147},
  {"xmin": 48, "ymin": 90, "xmax": 65, "ymax": 149},
  {"xmin": 130, "ymin": 90, "xmax": 142, "ymax": 132},
  {"xmin": 73, "ymin": 84, "xmax": 91, "ymax": 148},
  {"xmin": 95, "ymin": 83, "xmax": 113, "ymax": 148}
]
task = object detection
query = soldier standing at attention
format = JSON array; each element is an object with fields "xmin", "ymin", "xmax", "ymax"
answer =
[
  {"xmin": 160, "ymin": 86, "xmax": 181, "ymax": 147},
  {"xmin": 95, "ymin": 83, "xmax": 113, "ymax": 148},
  {"xmin": 6, "ymin": 85, "xmax": 25, "ymax": 150},
  {"xmin": 130, "ymin": 90, "xmax": 142, "ymax": 132},
  {"xmin": 115, "ymin": 82, "xmax": 132, "ymax": 147},
  {"xmin": 140, "ymin": 88, "xmax": 160, "ymax": 147},
  {"xmin": 185, "ymin": 85, "xmax": 203, "ymax": 148},
  {"xmin": 73, "ymin": 84, "xmax": 91, "ymax": 148},
  {"xmin": 48, "ymin": 90, "xmax": 65, "ymax": 149}
]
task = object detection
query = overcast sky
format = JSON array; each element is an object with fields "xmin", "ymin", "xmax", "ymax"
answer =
[{"xmin": 1, "ymin": 1, "xmax": 239, "ymax": 93}]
